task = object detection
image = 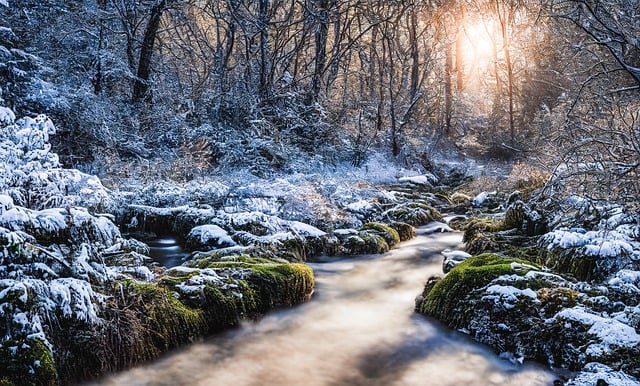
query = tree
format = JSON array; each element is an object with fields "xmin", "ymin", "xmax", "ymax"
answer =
[{"xmin": 132, "ymin": 0, "xmax": 176, "ymax": 102}]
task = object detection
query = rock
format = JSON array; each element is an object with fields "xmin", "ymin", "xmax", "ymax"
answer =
[
  {"xmin": 380, "ymin": 202, "xmax": 442, "ymax": 227},
  {"xmin": 186, "ymin": 224, "xmax": 236, "ymax": 251},
  {"xmin": 441, "ymin": 249, "xmax": 472, "ymax": 273}
]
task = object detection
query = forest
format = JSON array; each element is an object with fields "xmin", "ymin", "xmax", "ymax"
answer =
[{"xmin": 0, "ymin": 0, "xmax": 639, "ymax": 385}]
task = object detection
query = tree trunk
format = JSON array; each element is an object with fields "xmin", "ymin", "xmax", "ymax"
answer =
[
  {"xmin": 258, "ymin": 0, "xmax": 270, "ymax": 100},
  {"xmin": 445, "ymin": 36, "xmax": 453, "ymax": 135},
  {"xmin": 498, "ymin": 4, "xmax": 516, "ymax": 144},
  {"xmin": 132, "ymin": 0, "xmax": 169, "ymax": 103},
  {"xmin": 311, "ymin": 0, "xmax": 330, "ymax": 101}
]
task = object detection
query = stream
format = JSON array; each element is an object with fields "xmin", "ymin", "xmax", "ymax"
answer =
[{"xmin": 88, "ymin": 224, "xmax": 558, "ymax": 386}]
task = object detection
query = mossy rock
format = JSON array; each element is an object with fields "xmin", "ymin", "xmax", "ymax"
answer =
[
  {"xmin": 462, "ymin": 217, "xmax": 506, "ymax": 254},
  {"xmin": 462, "ymin": 217, "xmax": 505, "ymax": 243},
  {"xmin": 342, "ymin": 234, "xmax": 389, "ymax": 255},
  {"xmin": 537, "ymin": 249, "xmax": 598, "ymax": 282},
  {"xmin": 388, "ymin": 222, "xmax": 416, "ymax": 242},
  {"xmin": 123, "ymin": 282, "xmax": 208, "ymax": 350},
  {"xmin": 359, "ymin": 222, "xmax": 401, "ymax": 247},
  {"xmin": 381, "ymin": 202, "xmax": 442, "ymax": 227},
  {"xmin": 178, "ymin": 255, "xmax": 315, "ymax": 317},
  {"xmin": 418, "ymin": 253, "xmax": 536, "ymax": 329},
  {"xmin": 0, "ymin": 339, "xmax": 57, "ymax": 386}
]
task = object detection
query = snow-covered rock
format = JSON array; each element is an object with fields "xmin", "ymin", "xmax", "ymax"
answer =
[{"xmin": 186, "ymin": 224, "xmax": 236, "ymax": 251}]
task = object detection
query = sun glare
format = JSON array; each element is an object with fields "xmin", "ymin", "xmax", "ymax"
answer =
[{"xmin": 463, "ymin": 19, "xmax": 495, "ymax": 69}]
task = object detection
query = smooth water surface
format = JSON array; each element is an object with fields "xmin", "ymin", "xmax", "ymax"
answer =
[
  {"xmin": 89, "ymin": 225, "xmax": 557, "ymax": 386},
  {"xmin": 147, "ymin": 237, "xmax": 189, "ymax": 268}
]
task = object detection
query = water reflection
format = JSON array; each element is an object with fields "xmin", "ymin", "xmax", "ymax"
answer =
[{"xmin": 88, "ymin": 227, "xmax": 557, "ymax": 386}]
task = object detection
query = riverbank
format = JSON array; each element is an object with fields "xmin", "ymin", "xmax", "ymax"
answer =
[{"xmin": 1, "ymin": 107, "xmax": 638, "ymax": 385}]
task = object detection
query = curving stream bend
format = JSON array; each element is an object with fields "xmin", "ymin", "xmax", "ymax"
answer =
[{"xmin": 88, "ymin": 224, "xmax": 557, "ymax": 386}]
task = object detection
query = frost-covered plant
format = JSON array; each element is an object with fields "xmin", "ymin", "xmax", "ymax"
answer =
[{"xmin": 0, "ymin": 106, "xmax": 112, "ymax": 211}]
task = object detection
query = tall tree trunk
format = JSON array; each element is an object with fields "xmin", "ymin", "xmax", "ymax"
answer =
[
  {"xmin": 497, "ymin": 2, "xmax": 515, "ymax": 144},
  {"xmin": 311, "ymin": 0, "xmax": 330, "ymax": 102},
  {"xmin": 408, "ymin": 7, "xmax": 419, "ymax": 99},
  {"xmin": 132, "ymin": 0, "xmax": 169, "ymax": 103},
  {"xmin": 258, "ymin": 0, "xmax": 270, "ymax": 100},
  {"xmin": 445, "ymin": 37, "xmax": 454, "ymax": 135}
]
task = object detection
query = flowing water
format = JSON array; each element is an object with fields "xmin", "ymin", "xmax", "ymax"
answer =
[
  {"xmin": 90, "ymin": 224, "xmax": 558, "ymax": 386},
  {"xmin": 147, "ymin": 237, "xmax": 189, "ymax": 268}
]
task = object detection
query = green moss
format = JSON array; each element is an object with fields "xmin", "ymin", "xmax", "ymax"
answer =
[
  {"xmin": 539, "ymin": 249, "xmax": 597, "ymax": 282},
  {"xmin": 127, "ymin": 282, "xmax": 207, "ymax": 350},
  {"xmin": 360, "ymin": 222, "xmax": 401, "ymax": 247},
  {"xmin": 343, "ymin": 234, "xmax": 389, "ymax": 255},
  {"xmin": 0, "ymin": 338, "xmax": 57, "ymax": 386},
  {"xmin": 462, "ymin": 218, "xmax": 505, "ymax": 243},
  {"xmin": 384, "ymin": 202, "xmax": 443, "ymax": 226},
  {"xmin": 537, "ymin": 287, "xmax": 579, "ymax": 316},
  {"xmin": 388, "ymin": 222, "xmax": 416, "ymax": 242},
  {"xmin": 419, "ymin": 253, "xmax": 535, "ymax": 329},
  {"xmin": 462, "ymin": 217, "xmax": 507, "ymax": 255},
  {"xmin": 246, "ymin": 263, "xmax": 315, "ymax": 311}
]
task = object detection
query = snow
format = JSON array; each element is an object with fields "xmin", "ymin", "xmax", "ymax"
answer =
[
  {"xmin": 0, "ymin": 106, "xmax": 15, "ymax": 123},
  {"xmin": 397, "ymin": 173, "xmax": 437, "ymax": 185},
  {"xmin": 288, "ymin": 221, "xmax": 326, "ymax": 237},
  {"xmin": 566, "ymin": 363, "xmax": 640, "ymax": 386},
  {"xmin": 471, "ymin": 191, "xmax": 496, "ymax": 207},
  {"xmin": 554, "ymin": 307, "xmax": 640, "ymax": 355},
  {"xmin": 345, "ymin": 200, "xmax": 373, "ymax": 213},
  {"xmin": 544, "ymin": 228, "xmax": 640, "ymax": 259},
  {"xmin": 188, "ymin": 225, "xmax": 236, "ymax": 247},
  {"xmin": 48, "ymin": 278, "xmax": 100, "ymax": 322},
  {"xmin": 483, "ymin": 285, "xmax": 538, "ymax": 309},
  {"xmin": 334, "ymin": 228, "xmax": 358, "ymax": 236},
  {"xmin": 608, "ymin": 270, "xmax": 640, "ymax": 286}
]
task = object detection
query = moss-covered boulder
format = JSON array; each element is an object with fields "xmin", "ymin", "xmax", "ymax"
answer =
[
  {"xmin": 44, "ymin": 257, "xmax": 314, "ymax": 384},
  {"xmin": 0, "ymin": 338, "xmax": 57, "ymax": 386},
  {"xmin": 359, "ymin": 222, "xmax": 401, "ymax": 247},
  {"xmin": 388, "ymin": 222, "xmax": 416, "ymax": 242},
  {"xmin": 178, "ymin": 255, "xmax": 314, "ymax": 316},
  {"xmin": 380, "ymin": 202, "xmax": 442, "ymax": 227},
  {"xmin": 417, "ymin": 250, "xmax": 640, "ymax": 380},
  {"xmin": 461, "ymin": 218, "xmax": 505, "ymax": 255},
  {"xmin": 343, "ymin": 233, "xmax": 389, "ymax": 255},
  {"xmin": 538, "ymin": 228, "xmax": 640, "ymax": 282},
  {"xmin": 418, "ymin": 253, "xmax": 536, "ymax": 328}
]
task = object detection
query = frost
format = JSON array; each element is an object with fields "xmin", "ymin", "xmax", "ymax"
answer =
[
  {"xmin": 472, "ymin": 191, "xmax": 496, "ymax": 207},
  {"xmin": 398, "ymin": 173, "xmax": 437, "ymax": 185},
  {"xmin": 483, "ymin": 285, "xmax": 538, "ymax": 309},
  {"xmin": 544, "ymin": 228, "xmax": 640, "ymax": 259},
  {"xmin": 554, "ymin": 307, "xmax": 640, "ymax": 355},
  {"xmin": 566, "ymin": 363, "xmax": 640, "ymax": 386},
  {"xmin": 188, "ymin": 225, "xmax": 236, "ymax": 248},
  {"xmin": 345, "ymin": 200, "xmax": 373, "ymax": 213},
  {"xmin": 0, "ymin": 106, "xmax": 15, "ymax": 124}
]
